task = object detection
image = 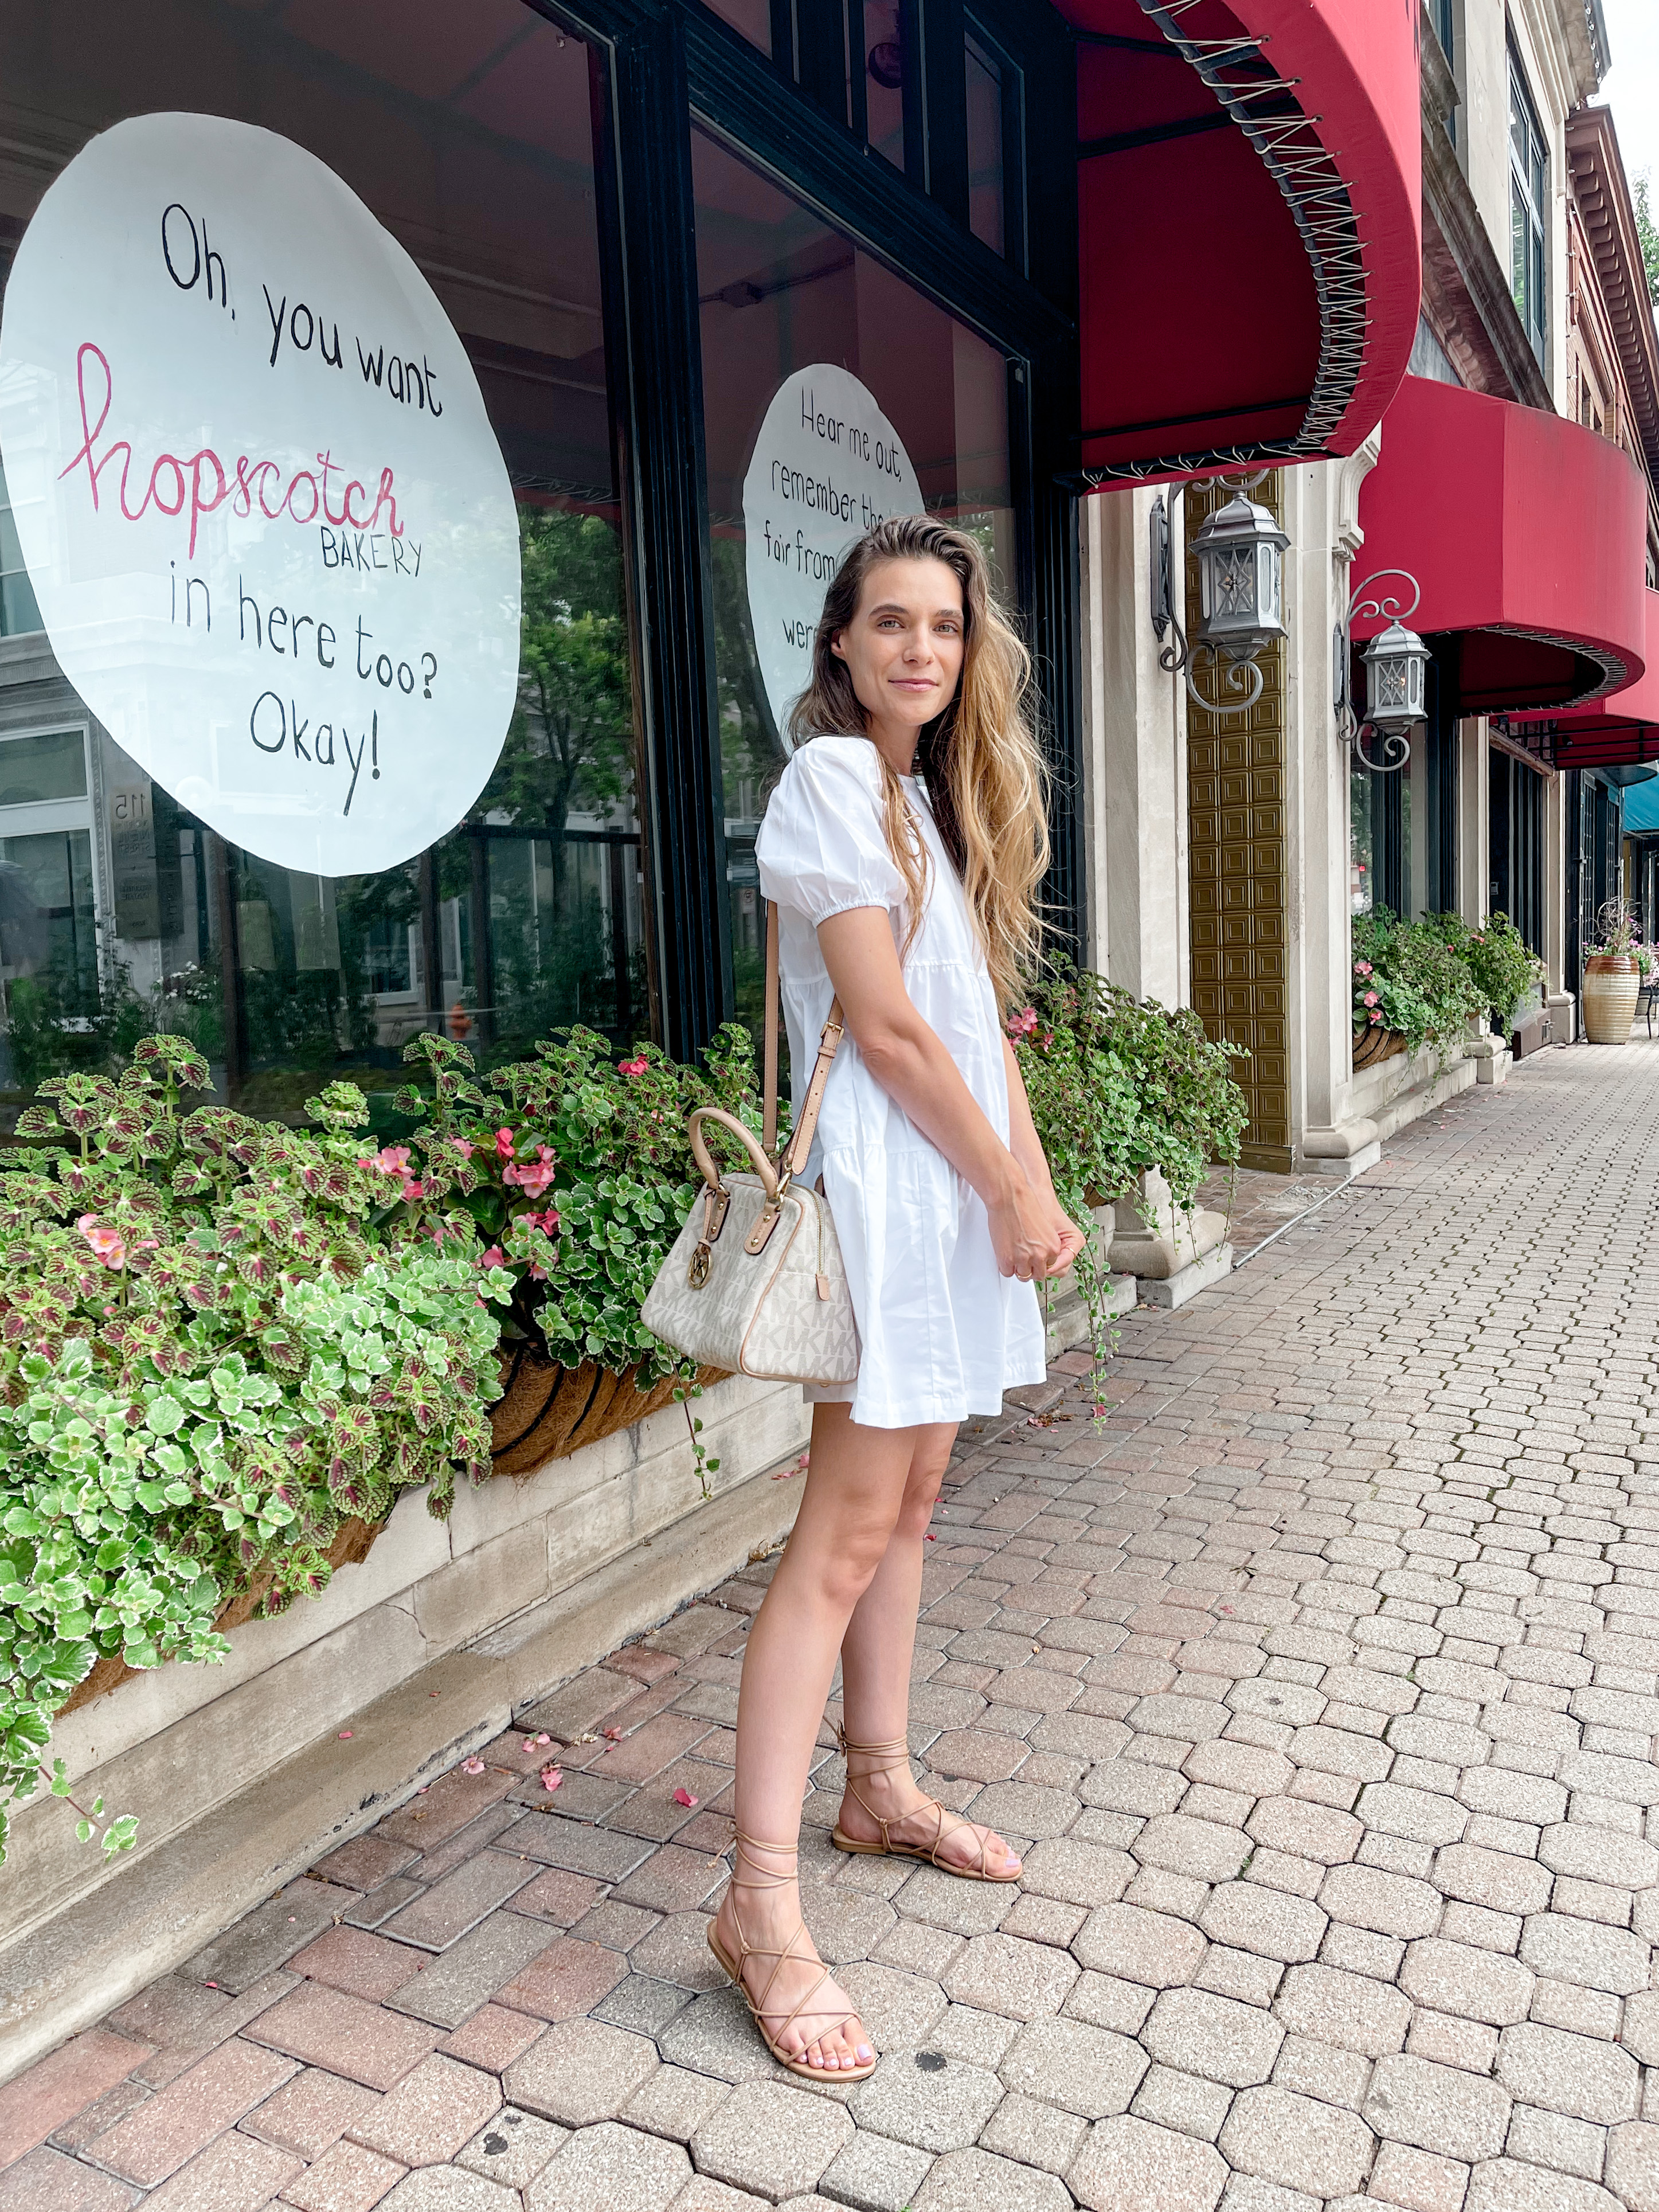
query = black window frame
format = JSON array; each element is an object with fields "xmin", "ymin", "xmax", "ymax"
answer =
[
  {"xmin": 543, "ymin": 0, "xmax": 1080, "ymax": 1060},
  {"xmin": 1423, "ymin": 642, "xmax": 1460, "ymax": 916},
  {"xmin": 1489, "ymin": 746, "xmax": 1545, "ymax": 957}
]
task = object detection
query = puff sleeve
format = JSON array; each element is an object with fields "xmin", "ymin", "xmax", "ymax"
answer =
[{"xmin": 755, "ymin": 737, "xmax": 907, "ymax": 925}]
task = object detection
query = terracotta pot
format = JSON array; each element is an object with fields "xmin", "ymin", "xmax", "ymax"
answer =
[
  {"xmin": 488, "ymin": 1341, "xmax": 729, "ymax": 1478},
  {"xmin": 56, "ymin": 1514, "xmax": 385, "ymax": 1718},
  {"xmin": 1582, "ymin": 955, "xmax": 1640, "ymax": 1045},
  {"xmin": 1352, "ymin": 1024, "xmax": 1408, "ymax": 1070}
]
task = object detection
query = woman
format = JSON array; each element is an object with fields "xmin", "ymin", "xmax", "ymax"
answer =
[{"xmin": 707, "ymin": 515, "xmax": 1085, "ymax": 2081}]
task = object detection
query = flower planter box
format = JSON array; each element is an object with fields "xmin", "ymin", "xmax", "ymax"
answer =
[
  {"xmin": 56, "ymin": 1513, "xmax": 386, "ymax": 1718},
  {"xmin": 1352, "ymin": 1025, "xmax": 1408, "ymax": 1070},
  {"xmin": 488, "ymin": 1343, "xmax": 729, "ymax": 1476},
  {"xmin": 50, "ymin": 1350, "xmax": 728, "ymax": 1719}
]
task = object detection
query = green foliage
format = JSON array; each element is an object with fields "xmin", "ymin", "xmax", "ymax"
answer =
[
  {"xmin": 1010, "ymin": 965, "xmax": 1249, "ymax": 1395},
  {"xmin": 1636, "ymin": 172, "xmax": 1659, "ymax": 309},
  {"xmin": 1422, "ymin": 912, "xmax": 1545, "ymax": 1031},
  {"xmin": 1351, "ymin": 911, "xmax": 1482, "ymax": 1052},
  {"xmin": 1012, "ymin": 964, "xmax": 1249, "ymax": 1217},
  {"xmin": 393, "ymin": 1022, "xmax": 775, "ymax": 1386},
  {"xmin": 0, "ymin": 1036, "xmax": 511, "ymax": 1865}
]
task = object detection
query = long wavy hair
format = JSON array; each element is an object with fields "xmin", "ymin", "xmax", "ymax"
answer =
[{"xmin": 786, "ymin": 515, "xmax": 1048, "ymax": 1007}]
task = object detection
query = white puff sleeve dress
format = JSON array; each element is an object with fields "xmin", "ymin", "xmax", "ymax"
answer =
[{"xmin": 754, "ymin": 733, "xmax": 1047, "ymax": 1429}]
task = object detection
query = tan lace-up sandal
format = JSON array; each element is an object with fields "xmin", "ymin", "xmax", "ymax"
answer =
[
  {"xmin": 832, "ymin": 1729, "xmax": 1022, "ymax": 1882},
  {"xmin": 705, "ymin": 1831, "xmax": 878, "ymax": 2082}
]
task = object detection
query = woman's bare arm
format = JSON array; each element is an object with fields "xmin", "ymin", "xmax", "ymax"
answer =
[{"xmin": 816, "ymin": 908, "xmax": 1079, "ymax": 1281}]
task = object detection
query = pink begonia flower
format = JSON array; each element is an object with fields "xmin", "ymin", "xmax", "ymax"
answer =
[
  {"xmin": 460, "ymin": 1756, "xmax": 486, "ymax": 1776},
  {"xmin": 672, "ymin": 1788, "xmax": 699, "ymax": 1808},
  {"xmin": 1353, "ymin": 960, "xmax": 1372, "ymax": 977},
  {"xmin": 481, "ymin": 1246, "xmax": 508, "ymax": 1269},
  {"xmin": 619, "ymin": 1055, "xmax": 649, "ymax": 1077},
  {"xmin": 401, "ymin": 1178, "xmax": 427, "ymax": 1202},
  {"xmin": 453, "ymin": 1138, "xmax": 475, "ymax": 1159},
  {"xmin": 77, "ymin": 1215, "xmax": 126, "ymax": 1269},
  {"xmin": 1006, "ymin": 1007, "xmax": 1039, "ymax": 1040},
  {"xmin": 523, "ymin": 1207, "xmax": 560, "ymax": 1237},
  {"xmin": 1368, "ymin": 1010, "xmax": 1383, "ymax": 1025},
  {"xmin": 369, "ymin": 1146, "xmax": 411, "ymax": 1176},
  {"xmin": 504, "ymin": 1144, "xmax": 558, "ymax": 1199},
  {"xmin": 1362, "ymin": 991, "xmax": 1379, "ymax": 1008},
  {"xmin": 494, "ymin": 1127, "xmax": 517, "ymax": 1160},
  {"xmin": 540, "ymin": 1764, "xmax": 563, "ymax": 1792}
]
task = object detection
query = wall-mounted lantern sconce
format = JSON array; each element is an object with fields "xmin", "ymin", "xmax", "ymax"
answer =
[
  {"xmin": 1150, "ymin": 480, "xmax": 1289, "ymax": 715},
  {"xmin": 1335, "ymin": 570, "xmax": 1431, "ymax": 773}
]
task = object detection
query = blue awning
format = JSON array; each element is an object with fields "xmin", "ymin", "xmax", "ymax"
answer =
[{"xmin": 1623, "ymin": 775, "xmax": 1659, "ymax": 835}]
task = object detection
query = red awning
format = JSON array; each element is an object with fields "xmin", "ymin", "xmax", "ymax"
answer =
[
  {"xmin": 1063, "ymin": 0, "xmax": 1422, "ymax": 483},
  {"xmin": 1355, "ymin": 376, "xmax": 1649, "ymax": 713},
  {"xmin": 1500, "ymin": 591, "xmax": 1659, "ymax": 768}
]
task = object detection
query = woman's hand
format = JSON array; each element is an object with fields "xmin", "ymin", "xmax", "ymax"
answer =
[{"xmin": 988, "ymin": 1178, "xmax": 1089, "ymax": 1283}]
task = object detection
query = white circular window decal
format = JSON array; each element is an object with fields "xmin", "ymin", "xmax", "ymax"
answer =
[
  {"xmin": 742, "ymin": 364, "xmax": 923, "ymax": 747},
  {"xmin": 0, "ymin": 112, "xmax": 520, "ymax": 878}
]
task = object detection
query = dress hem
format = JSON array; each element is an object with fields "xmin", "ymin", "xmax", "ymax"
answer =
[{"xmin": 804, "ymin": 1358, "xmax": 1049, "ymax": 1428}]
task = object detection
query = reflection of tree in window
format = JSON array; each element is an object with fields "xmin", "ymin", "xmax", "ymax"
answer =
[
  {"xmin": 478, "ymin": 508, "xmax": 633, "ymax": 841},
  {"xmin": 452, "ymin": 503, "xmax": 640, "ymax": 1053}
]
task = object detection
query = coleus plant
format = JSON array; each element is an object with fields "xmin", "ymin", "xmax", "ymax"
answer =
[
  {"xmin": 393, "ymin": 1022, "xmax": 775, "ymax": 1385},
  {"xmin": 0, "ymin": 1037, "xmax": 512, "ymax": 1863}
]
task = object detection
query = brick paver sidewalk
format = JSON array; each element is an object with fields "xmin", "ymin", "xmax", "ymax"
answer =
[{"xmin": 5, "ymin": 1037, "xmax": 1659, "ymax": 2211}]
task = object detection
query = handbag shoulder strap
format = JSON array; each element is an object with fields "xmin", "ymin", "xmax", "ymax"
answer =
[{"xmin": 761, "ymin": 898, "xmax": 844, "ymax": 1186}]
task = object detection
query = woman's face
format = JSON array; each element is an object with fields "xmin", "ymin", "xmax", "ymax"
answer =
[{"xmin": 830, "ymin": 556, "xmax": 966, "ymax": 733}]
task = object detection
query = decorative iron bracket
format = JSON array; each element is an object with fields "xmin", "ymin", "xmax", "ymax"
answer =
[
  {"xmin": 1336, "ymin": 568, "xmax": 1421, "ymax": 773},
  {"xmin": 1151, "ymin": 477, "xmax": 1274, "ymax": 715}
]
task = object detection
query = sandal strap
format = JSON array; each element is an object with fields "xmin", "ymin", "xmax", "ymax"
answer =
[
  {"xmin": 836, "ymin": 1730, "xmax": 993, "ymax": 1875},
  {"xmin": 835, "ymin": 1729, "xmax": 913, "ymax": 1850},
  {"xmin": 723, "ymin": 1829, "xmax": 861, "ymax": 2050}
]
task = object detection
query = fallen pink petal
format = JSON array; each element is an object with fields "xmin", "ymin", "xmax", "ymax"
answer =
[
  {"xmin": 460, "ymin": 1756, "xmax": 486, "ymax": 1776},
  {"xmin": 540, "ymin": 1765, "xmax": 563, "ymax": 1791},
  {"xmin": 672, "ymin": 1788, "xmax": 699, "ymax": 1807},
  {"xmin": 337, "ymin": 1730, "xmax": 354, "ymax": 1740}
]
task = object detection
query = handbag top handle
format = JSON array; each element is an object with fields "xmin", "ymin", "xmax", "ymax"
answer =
[{"xmin": 760, "ymin": 899, "xmax": 844, "ymax": 1193}]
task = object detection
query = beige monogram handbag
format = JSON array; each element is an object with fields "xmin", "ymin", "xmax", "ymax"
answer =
[{"xmin": 641, "ymin": 904, "xmax": 860, "ymax": 1385}]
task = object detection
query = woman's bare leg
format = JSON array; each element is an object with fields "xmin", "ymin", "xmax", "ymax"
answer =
[
  {"xmin": 716, "ymin": 1401, "xmax": 920, "ymax": 2072},
  {"xmin": 834, "ymin": 1426, "xmax": 1020, "ymax": 1877}
]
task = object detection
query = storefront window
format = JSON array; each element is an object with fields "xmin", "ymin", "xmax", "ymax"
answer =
[
  {"xmin": 1351, "ymin": 764, "xmax": 1409, "ymax": 922},
  {"xmin": 0, "ymin": 1, "xmax": 643, "ymax": 1118},
  {"xmin": 691, "ymin": 127, "xmax": 1016, "ymax": 1030},
  {"xmin": 1349, "ymin": 761, "xmax": 1374, "ymax": 916}
]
